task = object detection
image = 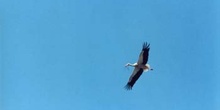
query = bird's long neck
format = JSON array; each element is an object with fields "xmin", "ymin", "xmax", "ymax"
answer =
[{"xmin": 127, "ymin": 63, "xmax": 136, "ymax": 67}]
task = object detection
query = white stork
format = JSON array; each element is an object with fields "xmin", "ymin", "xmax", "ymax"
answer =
[{"xmin": 125, "ymin": 42, "xmax": 153, "ymax": 90}]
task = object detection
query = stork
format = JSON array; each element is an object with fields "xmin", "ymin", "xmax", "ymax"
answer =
[{"xmin": 125, "ymin": 42, "xmax": 153, "ymax": 90}]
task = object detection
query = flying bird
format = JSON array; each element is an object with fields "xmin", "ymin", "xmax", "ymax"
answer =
[{"xmin": 124, "ymin": 42, "xmax": 153, "ymax": 90}]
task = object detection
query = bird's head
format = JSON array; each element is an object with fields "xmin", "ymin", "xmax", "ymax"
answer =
[{"xmin": 125, "ymin": 63, "xmax": 131, "ymax": 67}]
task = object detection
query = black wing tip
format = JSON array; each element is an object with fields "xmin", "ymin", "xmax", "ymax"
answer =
[
  {"xmin": 124, "ymin": 84, "xmax": 133, "ymax": 90},
  {"xmin": 142, "ymin": 42, "xmax": 150, "ymax": 50}
]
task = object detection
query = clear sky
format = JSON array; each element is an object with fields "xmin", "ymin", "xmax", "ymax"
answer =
[{"xmin": 1, "ymin": 0, "xmax": 220, "ymax": 110}]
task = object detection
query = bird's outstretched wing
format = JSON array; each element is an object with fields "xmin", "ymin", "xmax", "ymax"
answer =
[
  {"xmin": 137, "ymin": 42, "xmax": 150, "ymax": 65},
  {"xmin": 125, "ymin": 67, "xmax": 144, "ymax": 90}
]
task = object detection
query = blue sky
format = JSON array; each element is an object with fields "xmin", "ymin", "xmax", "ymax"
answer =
[{"xmin": 1, "ymin": 0, "xmax": 220, "ymax": 110}]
